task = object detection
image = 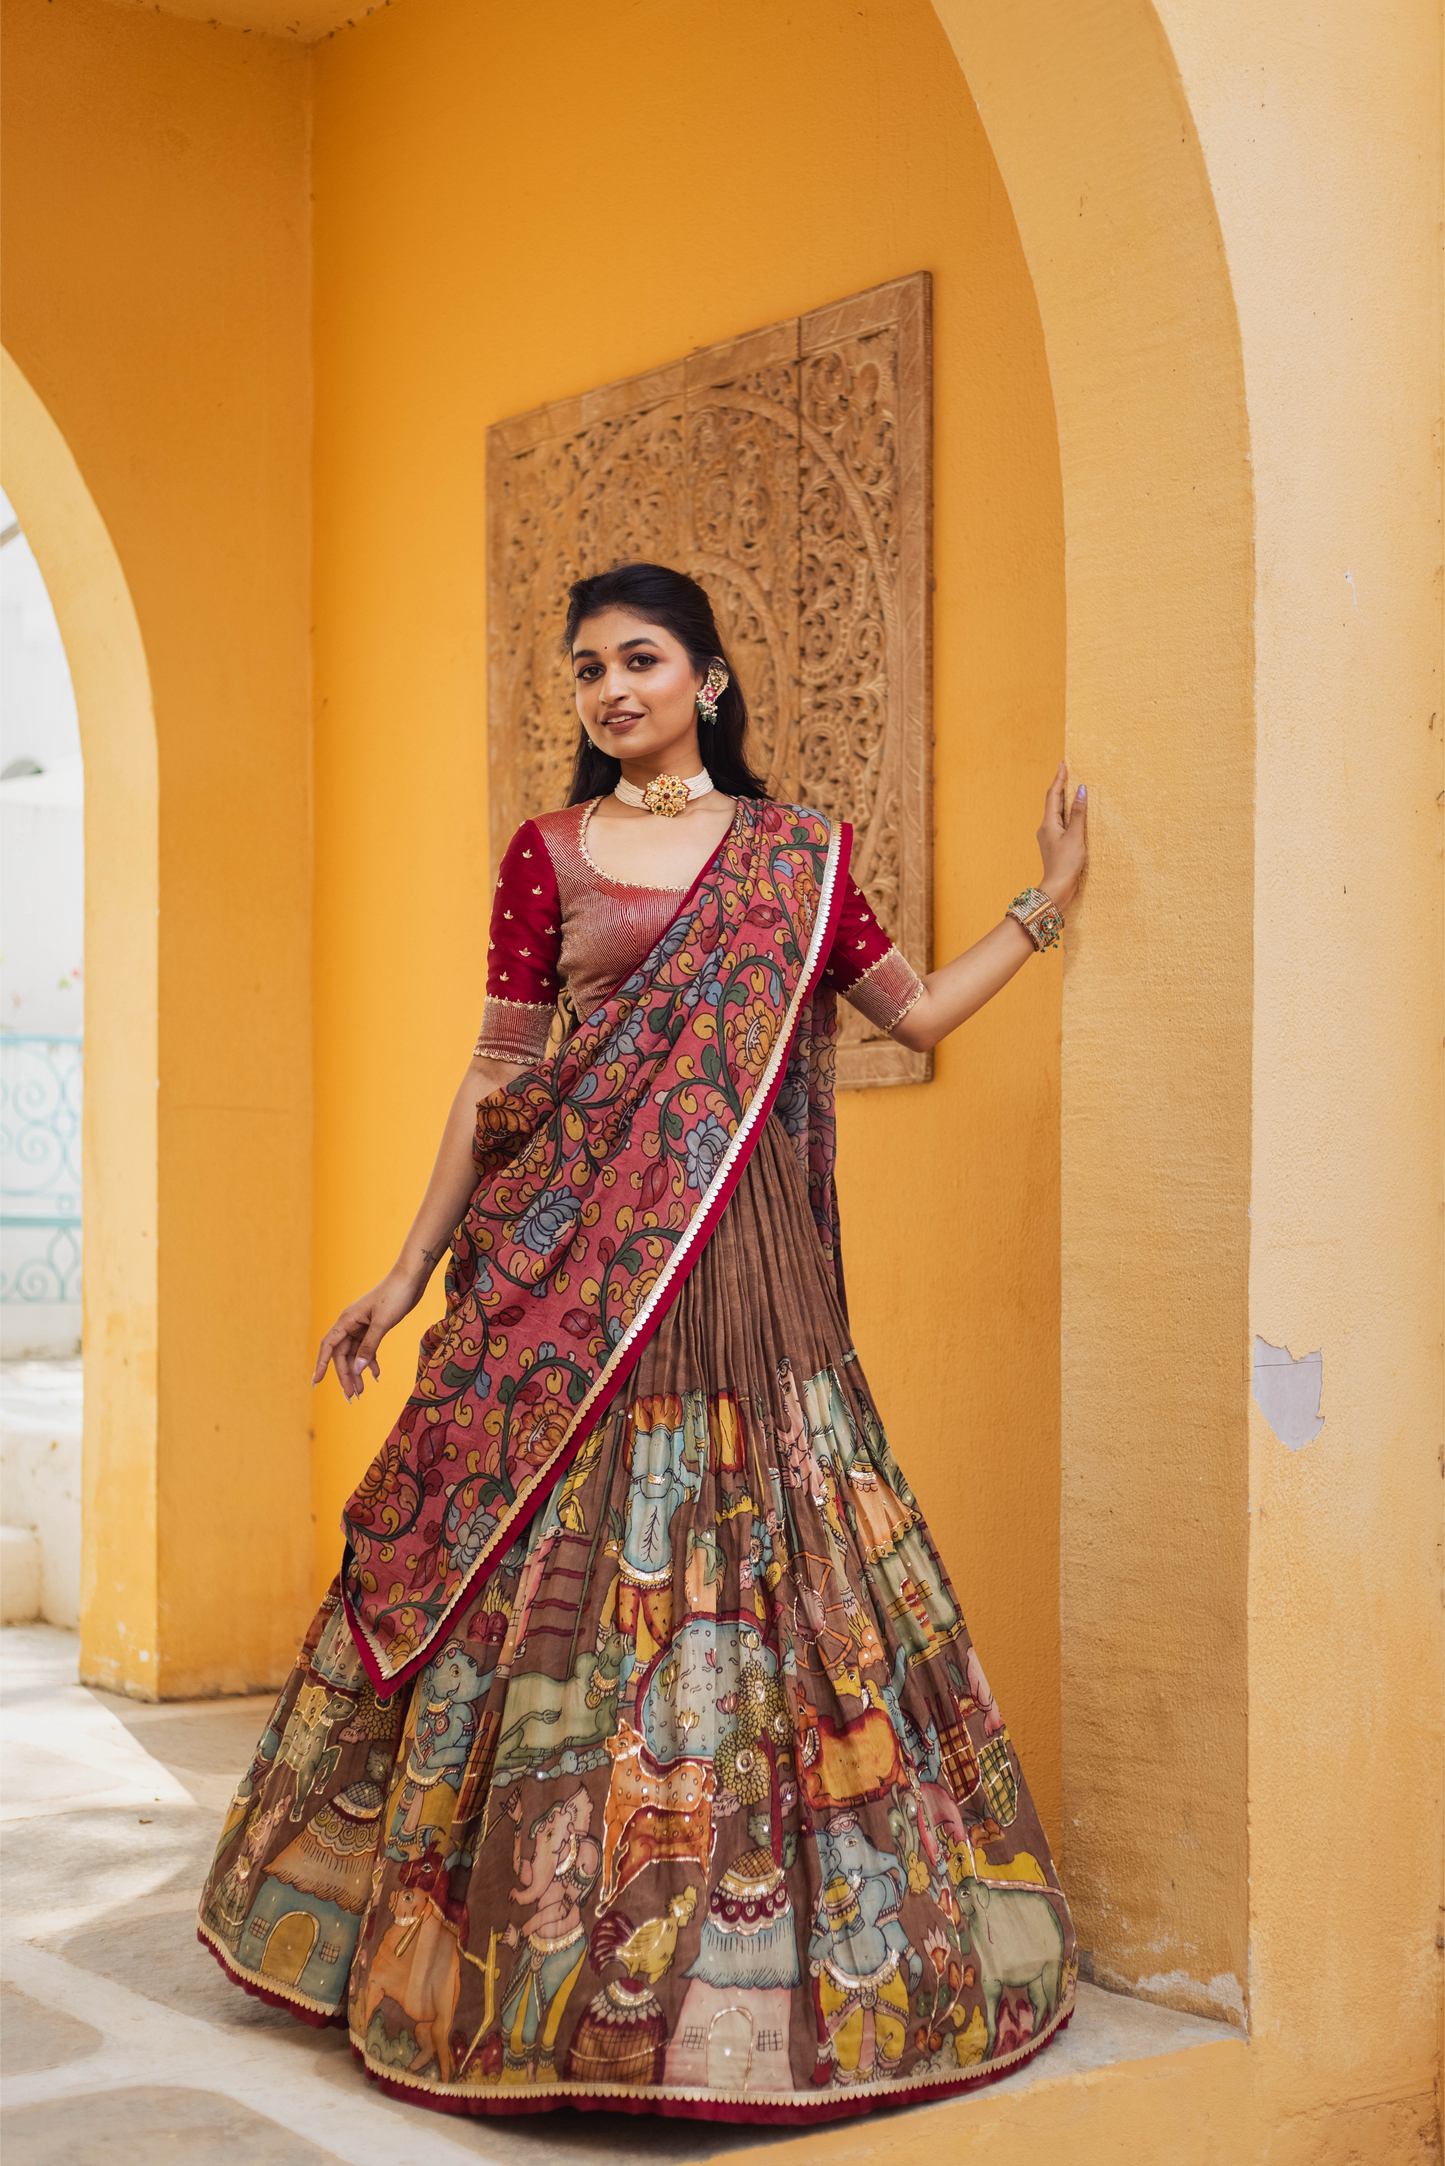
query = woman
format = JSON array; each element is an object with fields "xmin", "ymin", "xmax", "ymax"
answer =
[{"xmin": 198, "ymin": 561, "xmax": 1088, "ymax": 2125}]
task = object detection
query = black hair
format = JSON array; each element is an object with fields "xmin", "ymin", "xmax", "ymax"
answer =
[{"xmin": 562, "ymin": 562, "xmax": 769, "ymax": 804}]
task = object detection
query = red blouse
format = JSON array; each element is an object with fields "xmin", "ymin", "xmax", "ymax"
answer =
[{"xmin": 474, "ymin": 800, "xmax": 923, "ymax": 1065}]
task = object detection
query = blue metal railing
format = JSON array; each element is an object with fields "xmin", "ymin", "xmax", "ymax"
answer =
[{"xmin": 0, "ymin": 1033, "xmax": 82, "ymax": 1304}]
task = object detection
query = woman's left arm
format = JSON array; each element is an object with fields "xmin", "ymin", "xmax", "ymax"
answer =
[{"xmin": 891, "ymin": 764, "xmax": 1087, "ymax": 1053}]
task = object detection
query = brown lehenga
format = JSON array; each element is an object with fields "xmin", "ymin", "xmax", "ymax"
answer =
[
  {"xmin": 200, "ymin": 1123, "xmax": 1075, "ymax": 2120},
  {"xmin": 198, "ymin": 802, "xmax": 1075, "ymax": 2124}
]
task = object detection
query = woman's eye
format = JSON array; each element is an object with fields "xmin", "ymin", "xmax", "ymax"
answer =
[{"xmin": 629, "ymin": 653, "xmax": 658, "ymax": 669}]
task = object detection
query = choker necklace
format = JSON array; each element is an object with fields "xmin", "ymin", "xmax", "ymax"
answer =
[{"xmin": 614, "ymin": 771, "xmax": 714, "ymax": 819}]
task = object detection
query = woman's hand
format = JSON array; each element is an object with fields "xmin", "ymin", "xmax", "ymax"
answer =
[
  {"xmin": 890, "ymin": 762, "xmax": 1089, "ymax": 1053},
  {"xmin": 1037, "ymin": 762, "xmax": 1087, "ymax": 909},
  {"xmin": 313, "ymin": 1268, "xmax": 426, "ymax": 1403},
  {"xmin": 310, "ymin": 1053, "xmax": 529, "ymax": 1403}
]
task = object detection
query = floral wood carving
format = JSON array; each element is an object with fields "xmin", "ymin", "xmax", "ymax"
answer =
[{"xmin": 487, "ymin": 274, "xmax": 932, "ymax": 1089}]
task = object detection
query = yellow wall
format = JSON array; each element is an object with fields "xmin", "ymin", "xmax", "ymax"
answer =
[
  {"xmin": 308, "ymin": 0, "xmax": 1069, "ymax": 1841},
  {"xmin": 935, "ymin": 0, "xmax": 1442, "ymax": 2149},
  {"xmin": 1, "ymin": 0, "xmax": 314, "ymax": 1696},
  {"xmin": 1163, "ymin": 0, "xmax": 1444, "ymax": 2139},
  {"xmin": 935, "ymin": 0, "xmax": 1255, "ymax": 2022}
]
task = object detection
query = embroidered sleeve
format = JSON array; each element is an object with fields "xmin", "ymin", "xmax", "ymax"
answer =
[
  {"xmin": 823, "ymin": 875, "xmax": 925, "ymax": 1032},
  {"xmin": 473, "ymin": 821, "xmax": 562, "ymax": 1063}
]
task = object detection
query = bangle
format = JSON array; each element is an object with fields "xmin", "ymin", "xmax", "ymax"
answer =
[{"xmin": 1007, "ymin": 887, "xmax": 1064, "ymax": 951}]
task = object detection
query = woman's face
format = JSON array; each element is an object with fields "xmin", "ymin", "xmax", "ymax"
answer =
[{"xmin": 572, "ymin": 609, "xmax": 704, "ymax": 772}]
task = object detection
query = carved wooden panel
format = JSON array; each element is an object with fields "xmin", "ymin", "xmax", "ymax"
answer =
[{"xmin": 487, "ymin": 273, "xmax": 932, "ymax": 1089}]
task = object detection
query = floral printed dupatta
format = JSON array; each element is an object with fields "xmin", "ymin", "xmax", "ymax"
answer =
[{"xmin": 342, "ymin": 799, "xmax": 850, "ymax": 1694}]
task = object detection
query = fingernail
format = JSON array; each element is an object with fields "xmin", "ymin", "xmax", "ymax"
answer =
[{"xmin": 1076, "ymin": 784, "xmax": 1087, "ymax": 799}]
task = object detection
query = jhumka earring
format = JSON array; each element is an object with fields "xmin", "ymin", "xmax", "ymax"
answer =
[{"xmin": 696, "ymin": 665, "xmax": 728, "ymax": 726}]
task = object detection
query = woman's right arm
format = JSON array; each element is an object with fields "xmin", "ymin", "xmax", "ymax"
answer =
[
  {"xmin": 314, "ymin": 820, "xmax": 564, "ymax": 1401},
  {"xmin": 313, "ymin": 1053, "xmax": 527, "ymax": 1401}
]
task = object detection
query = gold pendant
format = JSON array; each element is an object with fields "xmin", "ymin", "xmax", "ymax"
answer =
[{"xmin": 642, "ymin": 773, "xmax": 690, "ymax": 818}]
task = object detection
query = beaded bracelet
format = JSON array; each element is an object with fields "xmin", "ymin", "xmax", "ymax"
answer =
[{"xmin": 1007, "ymin": 887, "xmax": 1065, "ymax": 951}]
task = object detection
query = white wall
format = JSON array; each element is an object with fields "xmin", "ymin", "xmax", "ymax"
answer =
[
  {"xmin": 1, "ymin": 485, "xmax": 85, "ymax": 1037},
  {"xmin": 2, "ymin": 488, "xmax": 84, "ymax": 1356}
]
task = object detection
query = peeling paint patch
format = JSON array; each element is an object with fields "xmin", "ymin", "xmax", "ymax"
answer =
[
  {"xmin": 1252, "ymin": 1336, "xmax": 1324, "ymax": 1449},
  {"xmin": 1137, "ymin": 1969, "xmax": 1246, "ymax": 2024},
  {"xmin": 1103, "ymin": 1964, "xmax": 1247, "ymax": 2027}
]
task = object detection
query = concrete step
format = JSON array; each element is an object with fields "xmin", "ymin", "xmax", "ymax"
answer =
[
  {"xmin": 0, "ymin": 1524, "xmax": 42, "ymax": 1624},
  {"xmin": 0, "ymin": 1356, "xmax": 82, "ymax": 1628}
]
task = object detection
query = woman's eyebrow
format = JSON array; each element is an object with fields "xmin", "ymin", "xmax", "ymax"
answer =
[{"xmin": 571, "ymin": 637, "xmax": 659, "ymax": 660}]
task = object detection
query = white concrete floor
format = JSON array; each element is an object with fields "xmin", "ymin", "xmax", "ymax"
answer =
[{"xmin": 0, "ymin": 1624, "xmax": 1237, "ymax": 2163}]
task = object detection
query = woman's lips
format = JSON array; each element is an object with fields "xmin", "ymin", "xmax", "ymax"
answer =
[{"xmin": 603, "ymin": 712, "xmax": 643, "ymax": 728}]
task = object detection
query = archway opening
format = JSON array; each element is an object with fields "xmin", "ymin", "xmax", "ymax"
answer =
[
  {"xmin": 1, "ymin": 347, "xmax": 161, "ymax": 1693},
  {"xmin": 0, "ymin": 485, "xmax": 84, "ymax": 1629},
  {"xmin": 931, "ymin": 0, "xmax": 1255, "ymax": 2025}
]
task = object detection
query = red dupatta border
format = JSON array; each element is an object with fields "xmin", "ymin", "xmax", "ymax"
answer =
[{"xmin": 342, "ymin": 805, "xmax": 851, "ymax": 1696}]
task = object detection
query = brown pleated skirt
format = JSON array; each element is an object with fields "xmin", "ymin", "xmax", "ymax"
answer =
[{"xmin": 198, "ymin": 1119, "xmax": 1075, "ymax": 2124}]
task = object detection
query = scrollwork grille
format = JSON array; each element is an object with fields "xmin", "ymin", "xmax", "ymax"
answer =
[{"xmin": 0, "ymin": 1034, "xmax": 83, "ymax": 1304}]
